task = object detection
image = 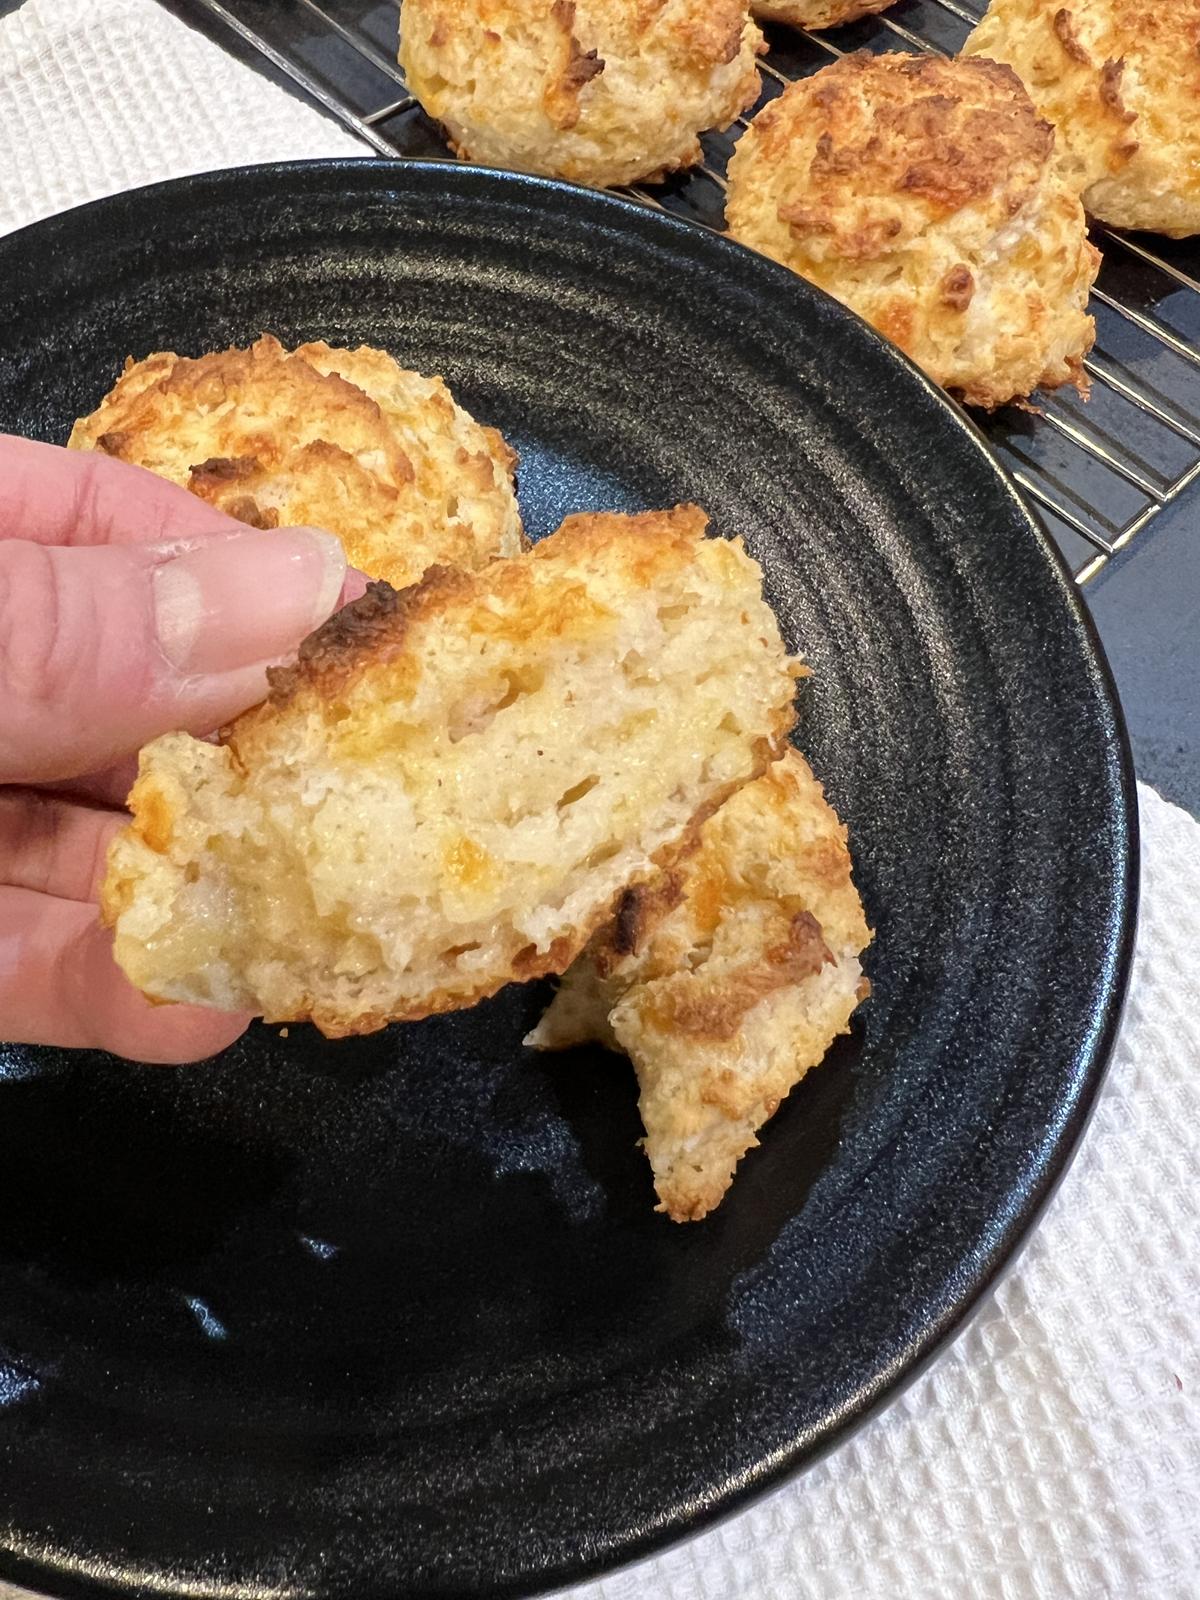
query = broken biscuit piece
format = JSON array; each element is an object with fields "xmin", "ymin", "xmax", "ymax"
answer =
[{"xmin": 102, "ymin": 505, "xmax": 799, "ymax": 1037}]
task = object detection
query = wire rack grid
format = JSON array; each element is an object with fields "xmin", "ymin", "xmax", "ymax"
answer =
[{"xmin": 175, "ymin": 0, "xmax": 1200, "ymax": 586}]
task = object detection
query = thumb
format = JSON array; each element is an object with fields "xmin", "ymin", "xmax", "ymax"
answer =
[{"xmin": 0, "ymin": 526, "xmax": 346, "ymax": 783}]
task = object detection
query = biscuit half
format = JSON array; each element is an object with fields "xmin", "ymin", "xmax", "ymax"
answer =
[{"xmin": 102, "ymin": 506, "xmax": 800, "ymax": 1037}]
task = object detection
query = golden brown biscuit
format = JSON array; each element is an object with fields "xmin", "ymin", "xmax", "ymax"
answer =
[
  {"xmin": 964, "ymin": 0, "xmax": 1200, "ymax": 237},
  {"xmin": 398, "ymin": 0, "xmax": 764, "ymax": 188},
  {"xmin": 102, "ymin": 506, "xmax": 800, "ymax": 1037},
  {"xmin": 69, "ymin": 335, "xmax": 523, "ymax": 590},
  {"xmin": 527, "ymin": 748, "xmax": 871, "ymax": 1221},
  {"xmin": 752, "ymin": 0, "xmax": 896, "ymax": 30},
  {"xmin": 725, "ymin": 52, "xmax": 1099, "ymax": 408}
]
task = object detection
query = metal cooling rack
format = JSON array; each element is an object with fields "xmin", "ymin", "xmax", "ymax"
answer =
[{"xmin": 172, "ymin": 0, "xmax": 1200, "ymax": 584}]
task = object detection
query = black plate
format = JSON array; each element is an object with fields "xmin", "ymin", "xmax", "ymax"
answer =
[{"xmin": 0, "ymin": 161, "xmax": 1136, "ymax": 1600}]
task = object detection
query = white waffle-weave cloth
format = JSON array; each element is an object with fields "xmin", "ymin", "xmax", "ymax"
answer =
[
  {"xmin": 0, "ymin": 2, "xmax": 1197, "ymax": 1596},
  {"xmin": 0, "ymin": 0, "xmax": 364, "ymax": 238}
]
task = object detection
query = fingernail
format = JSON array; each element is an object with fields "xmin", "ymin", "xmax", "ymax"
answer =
[
  {"xmin": 153, "ymin": 527, "xmax": 346, "ymax": 674},
  {"xmin": 339, "ymin": 567, "xmax": 371, "ymax": 608}
]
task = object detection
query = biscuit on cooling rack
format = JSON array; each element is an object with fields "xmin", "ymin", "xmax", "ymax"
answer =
[
  {"xmin": 964, "ymin": 0, "xmax": 1200, "ymax": 238},
  {"xmin": 528, "ymin": 748, "xmax": 871, "ymax": 1222},
  {"xmin": 751, "ymin": 0, "xmax": 897, "ymax": 30},
  {"xmin": 725, "ymin": 52, "xmax": 1099, "ymax": 408},
  {"xmin": 398, "ymin": 0, "xmax": 764, "ymax": 188},
  {"xmin": 103, "ymin": 506, "xmax": 800, "ymax": 1037},
  {"xmin": 70, "ymin": 335, "xmax": 523, "ymax": 590}
]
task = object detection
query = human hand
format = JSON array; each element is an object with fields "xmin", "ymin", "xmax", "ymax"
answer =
[{"xmin": 0, "ymin": 434, "xmax": 352, "ymax": 1063}]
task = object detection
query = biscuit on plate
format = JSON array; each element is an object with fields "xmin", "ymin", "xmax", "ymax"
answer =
[
  {"xmin": 69, "ymin": 335, "xmax": 523, "ymax": 590},
  {"xmin": 398, "ymin": 0, "xmax": 763, "ymax": 188},
  {"xmin": 102, "ymin": 506, "xmax": 799, "ymax": 1037},
  {"xmin": 527, "ymin": 748, "xmax": 871, "ymax": 1221},
  {"xmin": 751, "ymin": 0, "xmax": 897, "ymax": 30},
  {"xmin": 725, "ymin": 52, "xmax": 1100, "ymax": 408},
  {"xmin": 964, "ymin": 0, "xmax": 1200, "ymax": 237}
]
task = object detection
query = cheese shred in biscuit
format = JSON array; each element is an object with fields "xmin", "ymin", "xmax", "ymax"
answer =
[{"xmin": 102, "ymin": 506, "xmax": 799, "ymax": 1038}]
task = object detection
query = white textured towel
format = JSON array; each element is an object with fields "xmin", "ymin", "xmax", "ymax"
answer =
[
  {"xmin": 0, "ymin": 3, "xmax": 1197, "ymax": 1597},
  {"xmin": 0, "ymin": 0, "xmax": 364, "ymax": 239}
]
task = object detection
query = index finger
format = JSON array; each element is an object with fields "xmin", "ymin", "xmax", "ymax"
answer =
[{"xmin": 0, "ymin": 434, "xmax": 239, "ymax": 548}]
